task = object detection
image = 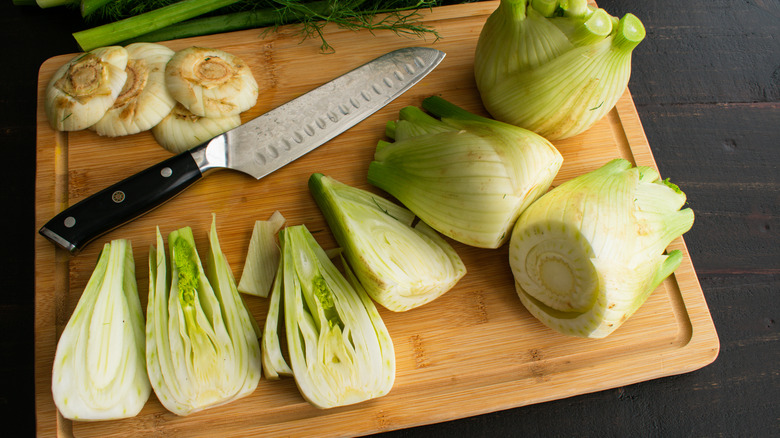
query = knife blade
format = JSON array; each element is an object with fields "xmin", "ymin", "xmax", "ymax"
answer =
[{"xmin": 39, "ymin": 47, "xmax": 445, "ymax": 254}]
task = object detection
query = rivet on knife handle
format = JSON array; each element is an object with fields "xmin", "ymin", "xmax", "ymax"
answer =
[{"xmin": 38, "ymin": 47, "xmax": 446, "ymax": 253}]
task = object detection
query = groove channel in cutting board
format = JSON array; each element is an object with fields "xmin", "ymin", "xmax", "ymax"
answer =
[{"xmin": 34, "ymin": 2, "xmax": 719, "ymax": 437}]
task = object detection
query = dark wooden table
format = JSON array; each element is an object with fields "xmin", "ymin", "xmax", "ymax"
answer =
[{"xmin": 2, "ymin": 1, "xmax": 777, "ymax": 436}]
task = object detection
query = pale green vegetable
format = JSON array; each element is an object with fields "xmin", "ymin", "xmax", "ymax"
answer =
[
  {"xmin": 238, "ymin": 211, "xmax": 286, "ymax": 298},
  {"xmin": 146, "ymin": 215, "xmax": 261, "ymax": 416},
  {"xmin": 508, "ymin": 159, "xmax": 694, "ymax": 338},
  {"xmin": 368, "ymin": 96, "xmax": 563, "ymax": 249},
  {"xmin": 309, "ymin": 173, "xmax": 466, "ymax": 311},
  {"xmin": 52, "ymin": 239, "xmax": 150, "ymax": 421},
  {"xmin": 261, "ymin": 261, "xmax": 293, "ymax": 380},
  {"xmin": 474, "ymin": 0, "xmax": 645, "ymax": 140},
  {"xmin": 262, "ymin": 225, "xmax": 395, "ymax": 408}
]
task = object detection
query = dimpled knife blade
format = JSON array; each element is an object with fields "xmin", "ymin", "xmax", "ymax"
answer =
[{"xmin": 39, "ymin": 47, "xmax": 446, "ymax": 253}]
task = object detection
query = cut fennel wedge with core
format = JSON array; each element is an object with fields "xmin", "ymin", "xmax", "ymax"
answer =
[
  {"xmin": 508, "ymin": 159, "xmax": 694, "ymax": 338},
  {"xmin": 309, "ymin": 173, "xmax": 466, "ymax": 312},
  {"xmin": 262, "ymin": 225, "xmax": 395, "ymax": 408},
  {"xmin": 52, "ymin": 239, "xmax": 150, "ymax": 421},
  {"xmin": 146, "ymin": 215, "xmax": 261, "ymax": 416}
]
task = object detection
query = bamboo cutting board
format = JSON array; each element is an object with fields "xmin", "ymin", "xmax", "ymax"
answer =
[{"xmin": 34, "ymin": 2, "xmax": 720, "ymax": 437}]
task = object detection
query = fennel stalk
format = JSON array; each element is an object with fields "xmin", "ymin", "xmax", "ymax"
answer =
[{"xmin": 74, "ymin": 0, "xmax": 439, "ymax": 53}]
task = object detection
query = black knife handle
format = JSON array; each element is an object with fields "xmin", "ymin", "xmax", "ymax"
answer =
[{"xmin": 39, "ymin": 151, "xmax": 204, "ymax": 254}]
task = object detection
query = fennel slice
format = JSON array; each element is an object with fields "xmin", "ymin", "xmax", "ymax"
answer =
[
  {"xmin": 93, "ymin": 43, "xmax": 177, "ymax": 137},
  {"xmin": 45, "ymin": 46, "xmax": 128, "ymax": 131},
  {"xmin": 165, "ymin": 46, "xmax": 259, "ymax": 118},
  {"xmin": 238, "ymin": 211, "xmax": 286, "ymax": 298},
  {"xmin": 151, "ymin": 103, "xmax": 240, "ymax": 154},
  {"xmin": 261, "ymin": 261, "xmax": 294, "ymax": 380}
]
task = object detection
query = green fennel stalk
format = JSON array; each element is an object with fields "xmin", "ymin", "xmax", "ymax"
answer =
[
  {"xmin": 73, "ymin": 0, "xmax": 242, "ymax": 51},
  {"xmin": 33, "ymin": 0, "xmax": 73, "ymax": 8},
  {"xmin": 73, "ymin": 0, "xmax": 438, "ymax": 53},
  {"xmin": 131, "ymin": 0, "xmax": 438, "ymax": 53},
  {"xmin": 121, "ymin": 6, "xmax": 307, "ymax": 44}
]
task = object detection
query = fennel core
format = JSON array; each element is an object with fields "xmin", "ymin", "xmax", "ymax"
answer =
[
  {"xmin": 173, "ymin": 236, "xmax": 199, "ymax": 308},
  {"xmin": 53, "ymin": 53, "xmax": 104, "ymax": 102},
  {"xmin": 171, "ymin": 234, "xmax": 221, "ymax": 364},
  {"xmin": 45, "ymin": 46, "xmax": 129, "ymax": 131},
  {"xmin": 312, "ymin": 275, "xmax": 344, "ymax": 330},
  {"xmin": 112, "ymin": 59, "xmax": 148, "ymax": 110}
]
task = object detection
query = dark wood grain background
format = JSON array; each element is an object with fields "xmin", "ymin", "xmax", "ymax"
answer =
[{"xmin": 2, "ymin": 0, "xmax": 777, "ymax": 436}]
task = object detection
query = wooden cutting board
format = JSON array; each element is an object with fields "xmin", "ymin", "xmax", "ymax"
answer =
[{"xmin": 34, "ymin": 2, "xmax": 720, "ymax": 436}]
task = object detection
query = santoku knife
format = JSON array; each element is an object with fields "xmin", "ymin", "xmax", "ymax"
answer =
[{"xmin": 39, "ymin": 47, "xmax": 445, "ymax": 254}]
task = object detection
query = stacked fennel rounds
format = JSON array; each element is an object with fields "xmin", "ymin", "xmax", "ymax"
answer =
[
  {"xmin": 48, "ymin": 0, "xmax": 694, "ymax": 423},
  {"xmin": 45, "ymin": 43, "xmax": 258, "ymax": 153}
]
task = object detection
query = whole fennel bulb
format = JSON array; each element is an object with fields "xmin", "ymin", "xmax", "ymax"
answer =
[
  {"xmin": 509, "ymin": 159, "xmax": 694, "ymax": 338},
  {"xmin": 474, "ymin": 0, "xmax": 646, "ymax": 140}
]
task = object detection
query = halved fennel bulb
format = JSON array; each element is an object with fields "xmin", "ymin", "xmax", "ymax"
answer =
[
  {"xmin": 261, "ymin": 225, "xmax": 395, "ymax": 408},
  {"xmin": 368, "ymin": 96, "xmax": 563, "ymax": 249},
  {"xmin": 146, "ymin": 215, "xmax": 261, "ymax": 416},
  {"xmin": 93, "ymin": 42, "xmax": 177, "ymax": 137},
  {"xmin": 151, "ymin": 102, "xmax": 241, "ymax": 153},
  {"xmin": 45, "ymin": 46, "xmax": 128, "ymax": 131},
  {"xmin": 474, "ymin": 0, "xmax": 645, "ymax": 140},
  {"xmin": 309, "ymin": 173, "xmax": 466, "ymax": 311},
  {"xmin": 508, "ymin": 159, "xmax": 695, "ymax": 338},
  {"xmin": 165, "ymin": 46, "xmax": 258, "ymax": 118},
  {"xmin": 52, "ymin": 239, "xmax": 150, "ymax": 421}
]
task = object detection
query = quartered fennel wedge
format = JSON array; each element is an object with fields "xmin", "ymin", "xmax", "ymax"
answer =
[
  {"xmin": 52, "ymin": 239, "xmax": 150, "ymax": 421},
  {"xmin": 309, "ymin": 173, "xmax": 466, "ymax": 311},
  {"xmin": 261, "ymin": 225, "xmax": 395, "ymax": 409},
  {"xmin": 146, "ymin": 215, "xmax": 261, "ymax": 416}
]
